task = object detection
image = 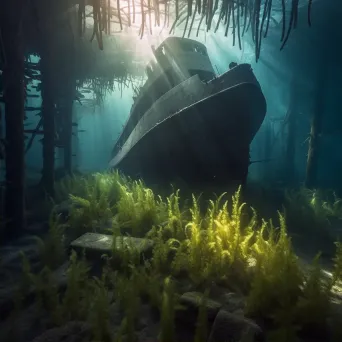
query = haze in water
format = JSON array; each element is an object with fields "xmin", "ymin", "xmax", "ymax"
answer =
[
  {"xmin": 2, "ymin": 1, "xmax": 342, "ymax": 342},
  {"xmin": 20, "ymin": 0, "xmax": 341, "ymax": 190}
]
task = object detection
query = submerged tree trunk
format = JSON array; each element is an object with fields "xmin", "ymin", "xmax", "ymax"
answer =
[
  {"xmin": 0, "ymin": 0, "xmax": 26, "ymax": 238},
  {"xmin": 40, "ymin": 57, "xmax": 55, "ymax": 197},
  {"xmin": 305, "ymin": 75, "xmax": 325, "ymax": 188},
  {"xmin": 263, "ymin": 121, "xmax": 272, "ymax": 181},
  {"xmin": 285, "ymin": 88, "xmax": 298, "ymax": 183},
  {"xmin": 62, "ymin": 35, "xmax": 76, "ymax": 175},
  {"xmin": 63, "ymin": 96, "xmax": 74, "ymax": 174},
  {"xmin": 305, "ymin": 107, "xmax": 322, "ymax": 188}
]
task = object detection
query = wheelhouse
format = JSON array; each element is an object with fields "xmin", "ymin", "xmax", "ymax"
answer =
[{"xmin": 112, "ymin": 37, "xmax": 216, "ymax": 156}]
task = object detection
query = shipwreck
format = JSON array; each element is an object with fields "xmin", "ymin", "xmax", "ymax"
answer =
[{"xmin": 109, "ymin": 37, "xmax": 267, "ymax": 185}]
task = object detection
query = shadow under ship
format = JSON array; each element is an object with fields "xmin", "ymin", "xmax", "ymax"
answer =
[{"xmin": 109, "ymin": 37, "xmax": 267, "ymax": 185}]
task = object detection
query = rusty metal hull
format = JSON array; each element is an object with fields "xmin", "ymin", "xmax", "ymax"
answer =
[{"xmin": 109, "ymin": 82, "xmax": 266, "ymax": 185}]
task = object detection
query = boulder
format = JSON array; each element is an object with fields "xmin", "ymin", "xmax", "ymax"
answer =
[
  {"xmin": 176, "ymin": 291, "xmax": 222, "ymax": 325},
  {"xmin": 31, "ymin": 321, "xmax": 92, "ymax": 342},
  {"xmin": 208, "ymin": 309, "xmax": 264, "ymax": 342},
  {"xmin": 206, "ymin": 283, "xmax": 246, "ymax": 315},
  {"xmin": 221, "ymin": 292, "xmax": 245, "ymax": 315}
]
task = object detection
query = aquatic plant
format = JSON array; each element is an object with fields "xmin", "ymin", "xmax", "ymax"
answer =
[
  {"xmin": 168, "ymin": 187, "xmax": 256, "ymax": 288},
  {"xmin": 114, "ymin": 179, "xmax": 167, "ymax": 237},
  {"xmin": 67, "ymin": 172, "xmax": 125, "ymax": 236},
  {"xmin": 22, "ymin": 250, "xmax": 92, "ymax": 326},
  {"xmin": 13, "ymin": 172, "xmax": 342, "ymax": 342},
  {"xmin": 332, "ymin": 241, "xmax": 342, "ymax": 285},
  {"xmin": 246, "ymin": 213, "xmax": 303, "ymax": 319},
  {"xmin": 114, "ymin": 272, "xmax": 141, "ymax": 342},
  {"xmin": 34, "ymin": 211, "xmax": 66, "ymax": 269},
  {"xmin": 295, "ymin": 254, "xmax": 331, "ymax": 330},
  {"xmin": 148, "ymin": 227, "xmax": 173, "ymax": 274},
  {"xmin": 31, "ymin": 266, "xmax": 62, "ymax": 324},
  {"xmin": 59, "ymin": 172, "xmax": 168, "ymax": 238},
  {"xmin": 54, "ymin": 173, "xmax": 85, "ymax": 203},
  {"xmin": 132, "ymin": 263, "xmax": 165, "ymax": 310},
  {"xmin": 60, "ymin": 250, "xmax": 92, "ymax": 322},
  {"xmin": 17, "ymin": 250, "xmax": 116, "ymax": 340},
  {"xmin": 164, "ymin": 190, "xmax": 187, "ymax": 241},
  {"xmin": 159, "ymin": 277, "xmax": 176, "ymax": 342},
  {"xmin": 194, "ymin": 289, "xmax": 210, "ymax": 342},
  {"xmin": 109, "ymin": 233, "xmax": 141, "ymax": 272},
  {"xmin": 88, "ymin": 276, "xmax": 112, "ymax": 342},
  {"xmin": 246, "ymin": 221, "xmax": 342, "ymax": 338},
  {"xmin": 54, "ymin": 171, "xmax": 127, "ymax": 204},
  {"xmin": 284, "ymin": 187, "xmax": 342, "ymax": 252},
  {"xmin": 285, "ymin": 187, "xmax": 342, "ymax": 227}
]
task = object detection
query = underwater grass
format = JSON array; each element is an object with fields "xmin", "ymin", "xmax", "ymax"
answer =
[
  {"xmin": 284, "ymin": 187, "xmax": 342, "ymax": 256},
  {"xmin": 285, "ymin": 187, "xmax": 342, "ymax": 231},
  {"xmin": 17, "ymin": 172, "xmax": 342, "ymax": 342},
  {"xmin": 55, "ymin": 171, "xmax": 169, "ymax": 238}
]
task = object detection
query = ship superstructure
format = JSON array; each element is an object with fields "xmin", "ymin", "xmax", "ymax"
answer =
[
  {"xmin": 112, "ymin": 37, "xmax": 215, "ymax": 155},
  {"xmin": 110, "ymin": 37, "xmax": 267, "ymax": 185}
]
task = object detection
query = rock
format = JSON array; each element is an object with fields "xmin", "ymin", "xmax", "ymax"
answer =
[
  {"xmin": 109, "ymin": 301, "xmax": 123, "ymax": 328},
  {"xmin": 221, "ymin": 292, "xmax": 245, "ymax": 315},
  {"xmin": 54, "ymin": 200, "xmax": 73, "ymax": 217},
  {"xmin": 174, "ymin": 278, "xmax": 194, "ymax": 294},
  {"xmin": 70, "ymin": 233, "xmax": 154, "ymax": 263},
  {"xmin": 176, "ymin": 292, "xmax": 222, "ymax": 325},
  {"xmin": 31, "ymin": 321, "xmax": 92, "ymax": 342},
  {"xmin": 0, "ymin": 261, "xmax": 69, "ymax": 322},
  {"xmin": 207, "ymin": 284, "xmax": 246, "ymax": 315},
  {"xmin": 0, "ymin": 235, "xmax": 42, "ymax": 272},
  {"xmin": 208, "ymin": 310, "xmax": 264, "ymax": 342},
  {"xmin": 134, "ymin": 304, "xmax": 160, "ymax": 342},
  {"xmin": 0, "ymin": 303, "xmax": 49, "ymax": 342}
]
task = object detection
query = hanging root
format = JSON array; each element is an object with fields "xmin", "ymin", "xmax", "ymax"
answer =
[
  {"xmin": 148, "ymin": 0, "xmax": 153, "ymax": 34},
  {"xmin": 308, "ymin": 0, "xmax": 313, "ymax": 26},
  {"xmin": 188, "ymin": 1, "xmax": 198, "ymax": 37},
  {"xmin": 78, "ymin": 0, "xmax": 86, "ymax": 36},
  {"xmin": 79, "ymin": 0, "xmax": 314, "ymax": 60},
  {"xmin": 90, "ymin": 0, "xmax": 104, "ymax": 49},
  {"xmin": 127, "ymin": 0, "xmax": 131, "ymax": 26},
  {"xmin": 139, "ymin": 0, "xmax": 145, "ymax": 38},
  {"xmin": 108, "ymin": 0, "xmax": 111, "ymax": 32},
  {"xmin": 280, "ymin": 0, "xmax": 299, "ymax": 51},
  {"xmin": 117, "ymin": 0, "xmax": 123, "ymax": 30},
  {"xmin": 169, "ymin": 0, "xmax": 180, "ymax": 34},
  {"xmin": 256, "ymin": 0, "xmax": 272, "ymax": 60}
]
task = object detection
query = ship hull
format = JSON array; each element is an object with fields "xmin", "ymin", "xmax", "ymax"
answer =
[{"xmin": 109, "ymin": 81, "xmax": 266, "ymax": 185}]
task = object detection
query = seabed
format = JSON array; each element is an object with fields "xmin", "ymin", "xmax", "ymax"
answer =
[{"xmin": 0, "ymin": 171, "xmax": 341, "ymax": 342}]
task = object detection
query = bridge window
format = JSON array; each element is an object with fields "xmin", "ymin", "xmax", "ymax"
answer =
[
  {"xmin": 176, "ymin": 40, "xmax": 208, "ymax": 56},
  {"xmin": 194, "ymin": 44, "xmax": 207, "ymax": 56}
]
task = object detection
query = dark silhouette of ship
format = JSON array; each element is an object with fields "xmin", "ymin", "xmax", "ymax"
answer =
[{"xmin": 109, "ymin": 37, "xmax": 266, "ymax": 185}]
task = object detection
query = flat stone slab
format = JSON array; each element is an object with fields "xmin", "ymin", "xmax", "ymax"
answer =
[{"xmin": 70, "ymin": 233, "xmax": 154, "ymax": 260}]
